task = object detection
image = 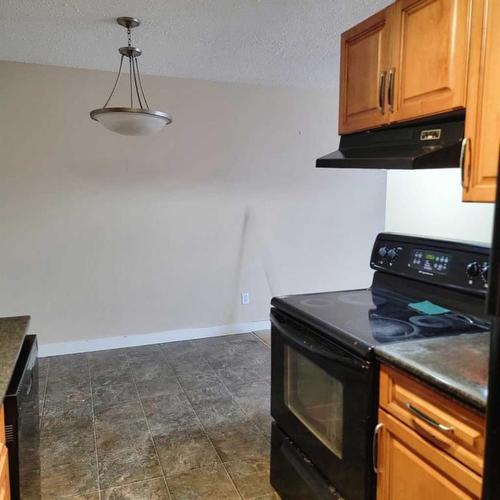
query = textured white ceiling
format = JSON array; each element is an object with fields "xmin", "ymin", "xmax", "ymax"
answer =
[{"xmin": 0, "ymin": 0, "xmax": 391, "ymax": 88}]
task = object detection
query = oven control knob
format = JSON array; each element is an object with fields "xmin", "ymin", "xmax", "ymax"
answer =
[
  {"xmin": 481, "ymin": 263, "xmax": 489, "ymax": 282},
  {"xmin": 378, "ymin": 246, "xmax": 388, "ymax": 258},
  {"xmin": 387, "ymin": 248, "xmax": 398, "ymax": 261},
  {"xmin": 466, "ymin": 261, "xmax": 480, "ymax": 278}
]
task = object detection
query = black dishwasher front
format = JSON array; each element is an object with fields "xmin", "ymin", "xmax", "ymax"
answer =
[{"xmin": 4, "ymin": 335, "xmax": 40, "ymax": 500}]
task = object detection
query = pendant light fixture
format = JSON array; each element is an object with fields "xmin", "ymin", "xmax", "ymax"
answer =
[{"xmin": 90, "ymin": 17, "xmax": 172, "ymax": 136}]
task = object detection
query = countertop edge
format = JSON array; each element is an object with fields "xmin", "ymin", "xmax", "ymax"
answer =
[
  {"xmin": 0, "ymin": 316, "xmax": 31, "ymax": 401},
  {"xmin": 375, "ymin": 348, "xmax": 486, "ymax": 414}
]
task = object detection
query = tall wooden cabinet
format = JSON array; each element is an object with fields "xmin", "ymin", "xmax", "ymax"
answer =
[
  {"xmin": 338, "ymin": 0, "xmax": 471, "ymax": 134},
  {"xmin": 462, "ymin": 0, "xmax": 500, "ymax": 202}
]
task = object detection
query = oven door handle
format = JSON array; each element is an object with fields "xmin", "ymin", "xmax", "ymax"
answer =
[{"xmin": 271, "ymin": 311, "xmax": 368, "ymax": 372}]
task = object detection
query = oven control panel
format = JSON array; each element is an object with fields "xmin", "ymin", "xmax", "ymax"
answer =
[{"xmin": 370, "ymin": 233, "xmax": 490, "ymax": 296}]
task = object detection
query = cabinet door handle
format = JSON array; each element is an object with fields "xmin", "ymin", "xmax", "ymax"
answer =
[
  {"xmin": 460, "ymin": 137, "xmax": 469, "ymax": 189},
  {"xmin": 387, "ymin": 68, "xmax": 395, "ymax": 112},
  {"xmin": 378, "ymin": 71, "xmax": 387, "ymax": 114},
  {"xmin": 372, "ymin": 423, "xmax": 383, "ymax": 473},
  {"xmin": 405, "ymin": 403, "xmax": 454, "ymax": 433}
]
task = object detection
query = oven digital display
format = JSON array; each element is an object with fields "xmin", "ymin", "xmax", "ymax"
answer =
[{"xmin": 409, "ymin": 249, "xmax": 452, "ymax": 275}]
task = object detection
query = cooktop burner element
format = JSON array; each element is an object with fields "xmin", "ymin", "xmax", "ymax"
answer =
[
  {"xmin": 300, "ymin": 297, "xmax": 337, "ymax": 307},
  {"xmin": 337, "ymin": 291, "xmax": 387, "ymax": 307},
  {"xmin": 368, "ymin": 316, "xmax": 418, "ymax": 341},
  {"xmin": 408, "ymin": 315, "xmax": 455, "ymax": 329}
]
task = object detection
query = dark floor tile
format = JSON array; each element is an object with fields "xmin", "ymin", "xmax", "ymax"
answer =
[
  {"xmin": 227, "ymin": 380, "xmax": 271, "ymax": 436},
  {"xmin": 253, "ymin": 330, "xmax": 271, "ymax": 348},
  {"xmin": 215, "ymin": 358, "xmax": 271, "ymax": 390},
  {"xmin": 125, "ymin": 344, "xmax": 163, "ymax": 358},
  {"xmin": 131, "ymin": 363, "xmax": 182, "ymax": 399},
  {"xmin": 249, "ymin": 494, "xmax": 280, "ymax": 500},
  {"xmin": 95, "ymin": 401, "xmax": 162, "ymax": 489},
  {"xmin": 89, "ymin": 351, "xmax": 129, "ymax": 377},
  {"xmin": 44, "ymin": 354, "xmax": 91, "ymax": 406},
  {"xmin": 142, "ymin": 392, "xmax": 200, "ymax": 434},
  {"xmin": 41, "ymin": 455, "xmax": 98, "ymax": 499},
  {"xmin": 40, "ymin": 334, "xmax": 273, "ymax": 499},
  {"xmin": 208, "ymin": 424, "xmax": 269, "ymax": 463},
  {"xmin": 228, "ymin": 380, "xmax": 270, "ymax": 410},
  {"xmin": 38, "ymin": 357, "xmax": 50, "ymax": 416},
  {"xmin": 101, "ymin": 477, "xmax": 170, "ymax": 499},
  {"xmin": 184, "ymin": 382, "xmax": 233, "ymax": 407},
  {"xmin": 160, "ymin": 342, "xmax": 212, "ymax": 374},
  {"xmin": 191, "ymin": 397, "xmax": 250, "ymax": 435},
  {"xmin": 225, "ymin": 458, "xmax": 274, "ymax": 499},
  {"xmin": 167, "ymin": 464, "xmax": 239, "ymax": 500},
  {"xmin": 154, "ymin": 428, "xmax": 221, "ymax": 477},
  {"xmin": 38, "ymin": 356, "xmax": 49, "ymax": 379},
  {"xmin": 64, "ymin": 493, "xmax": 101, "ymax": 500},
  {"xmin": 48, "ymin": 353, "xmax": 89, "ymax": 371},
  {"xmin": 176, "ymin": 369, "xmax": 221, "ymax": 391},
  {"xmin": 127, "ymin": 353, "xmax": 175, "ymax": 375},
  {"xmin": 92, "ymin": 375, "xmax": 139, "ymax": 410}
]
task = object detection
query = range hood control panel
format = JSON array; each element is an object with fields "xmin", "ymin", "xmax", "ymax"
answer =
[{"xmin": 371, "ymin": 234, "xmax": 490, "ymax": 296}]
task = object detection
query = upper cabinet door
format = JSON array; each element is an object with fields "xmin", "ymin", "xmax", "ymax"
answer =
[
  {"xmin": 463, "ymin": 0, "xmax": 499, "ymax": 203},
  {"xmin": 389, "ymin": 0, "xmax": 471, "ymax": 123},
  {"xmin": 338, "ymin": 9, "xmax": 392, "ymax": 135}
]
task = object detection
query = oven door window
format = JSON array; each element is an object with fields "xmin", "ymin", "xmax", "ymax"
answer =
[{"xmin": 283, "ymin": 344, "xmax": 343, "ymax": 459}]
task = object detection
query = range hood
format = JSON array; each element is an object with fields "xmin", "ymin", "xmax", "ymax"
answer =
[{"xmin": 316, "ymin": 114, "xmax": 465, "ymax": 170}]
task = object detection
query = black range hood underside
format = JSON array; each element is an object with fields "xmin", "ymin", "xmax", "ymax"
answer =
[{"xmin": 317, "ymin": 114, "xmax": 465, "ymax": 170}]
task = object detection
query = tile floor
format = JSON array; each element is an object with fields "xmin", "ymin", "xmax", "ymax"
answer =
[{"xmin": 38, "ymin": 330, "xmax": 277, "ymax": 500}]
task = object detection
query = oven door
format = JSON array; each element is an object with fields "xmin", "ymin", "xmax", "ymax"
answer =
[{"xmin": 271, "ymin": 309, "xmax": 377, "ymax": 500}]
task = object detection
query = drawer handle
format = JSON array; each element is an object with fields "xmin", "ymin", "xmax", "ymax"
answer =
[
  {"xmin": 406, "ymin": 403, "xmax": 454, "ymax": 433},
  {"xmin": 372, "ymin": 423, "xmax": 383, "ymax": 474}
]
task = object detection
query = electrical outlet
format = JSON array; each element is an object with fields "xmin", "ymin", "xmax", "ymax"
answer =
[{"xmin": 241, "ymin": 292, "xmax": 250, "ymax": 305}]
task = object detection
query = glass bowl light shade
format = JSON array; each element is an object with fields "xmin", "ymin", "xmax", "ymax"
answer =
[{"xmin": 90, "ymin": 107, "xmax": 172, "ymax": 136}]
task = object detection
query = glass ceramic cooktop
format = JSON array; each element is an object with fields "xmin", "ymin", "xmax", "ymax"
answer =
[{"xmin": 271, "ymin": 288, "xmax": 489, "ymax": 357}]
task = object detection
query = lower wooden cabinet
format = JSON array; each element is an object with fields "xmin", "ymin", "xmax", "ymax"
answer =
[
  {"xmin": 376, "ymin": 365, "xmax": 484, "ymax": 499},
  {"xmin": 377, "ymin": 410, "xmax": 482, "ymax": 499},
  {"xmin": 0, "ymin": 406, "xmax": 10, "ymax": 500}
]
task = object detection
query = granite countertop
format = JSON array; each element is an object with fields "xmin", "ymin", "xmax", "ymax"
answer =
[
  {"xmin": 0, "ymin": 316, "xmax": 30, "ymax": 400},
  {"xmin": 375, "ymin": 331, "xmax": 489, "ymax": 412}
]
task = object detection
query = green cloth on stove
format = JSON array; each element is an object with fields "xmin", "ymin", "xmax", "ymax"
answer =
[{"xmin": 408, "ymin": 300, "xmax": 451, "ymax": 315}]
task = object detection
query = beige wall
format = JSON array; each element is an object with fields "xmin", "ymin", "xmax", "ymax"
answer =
[
  {"xmin": 0, "ymin": 61, "xmax": 387, "ymax": 346},
  {"xmin": 385, "ymin": 170, "xmax": 495, "ymax": 244}
]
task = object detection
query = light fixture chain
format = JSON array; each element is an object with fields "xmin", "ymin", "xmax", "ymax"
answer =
[{"xmin": 127, "ymin": 27, "xmax": 132, "ymax": 47}]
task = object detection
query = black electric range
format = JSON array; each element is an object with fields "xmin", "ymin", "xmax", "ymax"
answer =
[{"xmin": 270, "ymin": 233, "xmax": 490, "ymax": 500}]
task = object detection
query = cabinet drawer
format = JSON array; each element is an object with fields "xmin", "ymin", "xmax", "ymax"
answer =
[{"xmin": 379, "ymin": 365, "xmax": 485, "ymax": 475}]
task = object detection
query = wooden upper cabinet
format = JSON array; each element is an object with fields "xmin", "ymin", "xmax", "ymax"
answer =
[
  {"xmin": 463, "ymin": 0, "xmax": 499, "ymax": 203},
  {"xmin": 389, "ymin": 0, "xmax": 471, "ymax": 123},
  {"xmin": 338, "ymin": 8, "xmax": 392, "ymax": 134},
  {"xmin": 338, "ymin": 0, "xmax": 471, "ymax": 134}
]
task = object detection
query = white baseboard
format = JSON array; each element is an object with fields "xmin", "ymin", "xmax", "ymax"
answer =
[{"xmin": 38, "ymin": 320, "xmax": 271, "ymax": 357}]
